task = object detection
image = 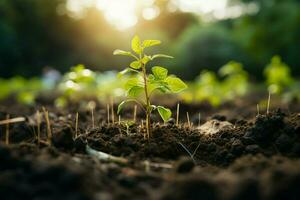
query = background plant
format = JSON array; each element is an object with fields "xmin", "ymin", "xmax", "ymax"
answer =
[
  {"xmin": 56, "ymin": 65, "xmax": 127, "ymax": 108},
  {"xmin": 114, "ymin": 35, "xmax": 187, "ymax": 138},
  {"xmin": 181, "ymin": 61, "xmax": 249, "ymax": 106},
  {"xmin": 264, "ymin": 55, "xmax": 294, "ymax": 94}
]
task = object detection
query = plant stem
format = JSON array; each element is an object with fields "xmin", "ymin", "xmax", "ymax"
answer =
[{"xmin": 142, "ymin": 63, "xmax": 151, "ymax": 139}]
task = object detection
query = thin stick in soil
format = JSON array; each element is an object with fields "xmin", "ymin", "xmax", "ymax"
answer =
[
  {"xmin": 0, "ymin": 117, "xmax": 25, "ymax": 125},
  {"xmin": 198, "ymin": 113, "xmax": 201, "ymax": 127},
  {"xmin": 91, "ymin": 108, "xmax": 95, "ymax": 129},
  {"xmin": 257, "ymin": 104, "xmax": 260, "ymax": 116},
  {"xmin": 186, "ymin": 112, "xmax": 191, "ymax": 129},
  {"xmin": 86, "ymin": 145, "xmax": 128, "ymax": 165},
  {"xmin": 75, "ymin": 112, "xmax": 79, "ymax": 139},
  {"xmin": 178, "ymin": 142, "xmax": 196, "ymax": 164},
  {"xmin": 0, "ymin": 116, "xmax": 26, "ymax": 144},
  {"xmin": 118, "ymin": 115, "xmax": 121, "ymax": 125},
  {"xmin": 37, "ymin": 110, "xmax": 41, "ymax": 145},
  {"xmin": 111, "ymin": 98, "xmax": 115, "ymax": 124},
  {"xmin": 133, "ymin": 105, "xmax": 137, "ymax": 123},
  {"xmin": 176, "ymin": 103, "xmax": 180, "ymax": 126},
  {"xmin": 5, "ymin": 114, "xmax": 10, "ymax": 145},
  {"xmin": 43, "ymin": 107, "xmax": 52, "ymax": 145},
  {"xmin": 107, "ymin": 104, "xmax": 110, "ymax": 124},
  {"xmin": 267, "ymin": 91, "xmax": 271, "ymax": 115}
]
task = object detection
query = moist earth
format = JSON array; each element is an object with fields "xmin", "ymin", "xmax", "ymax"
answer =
[{"xmin": 0, "ymin": 102, "xmax": 300, "ymax": 200}]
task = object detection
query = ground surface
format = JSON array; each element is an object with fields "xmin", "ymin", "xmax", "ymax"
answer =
[{"xmin": 0, "ymin": 96, "xmax": 300, "ymax": 200}]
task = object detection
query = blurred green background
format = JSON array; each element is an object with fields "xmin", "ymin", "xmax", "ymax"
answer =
[{"xmin": 0, "ymin": 0, "xmax": 300, "ymax": 80}]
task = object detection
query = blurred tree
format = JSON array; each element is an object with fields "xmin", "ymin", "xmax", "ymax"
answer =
[
  {"xmin": 172, "ymin": 24, "xmax": 249, "ymax": 80},
  {"xmin": 231, "ymin": 0, "xmax": 300, "ymax": 77},
  {"xmin": 0, "ymin": 0, "xmax": 118, "ymax": 77}
]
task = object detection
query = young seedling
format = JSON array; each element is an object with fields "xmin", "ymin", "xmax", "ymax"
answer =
[{"xmin": 114, "ymin": 35, "xmax": 187, "ymax": 138}]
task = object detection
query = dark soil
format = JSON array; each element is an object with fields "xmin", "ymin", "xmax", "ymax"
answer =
[{"xmin": 0, "ymin": 98, "xmax": 300, "ymax": 200}]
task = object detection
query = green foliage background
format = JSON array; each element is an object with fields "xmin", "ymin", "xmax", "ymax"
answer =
[{"xmin": 0, "ymin": 0, "xmax": 300, "ymax": 80}]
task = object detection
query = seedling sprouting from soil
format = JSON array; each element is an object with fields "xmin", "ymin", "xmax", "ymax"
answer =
[{"xmin": 114, "ymin": 35, "xmax": 187, "ymax": 138}]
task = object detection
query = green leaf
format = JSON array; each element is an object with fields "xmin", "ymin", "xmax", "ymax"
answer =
[
  {"xmin": 141, "ymin": 55, "xmax": 151, "ymax": 65},
  {"xmin": 117, "ymin": 100, "xmax": 128, "ymax": 114},
  {"xmin": 157, "ymin": 106, "xmax": 172, "ymax": 122},
  {"xmin": 130, "ymin": 61, "xmax": 141, "ymax": 69},
  {"xmin": 125, "ymin": 77, "xmax": 143, "ymax": 90},
  {"xmin": 117, "ymin": 99, "xmax": 137, "ymax": 114},
  {"xmin": 117, "ymin": 68, "xmax": 139, "ymax": 78},
  {"xmin": 166, "ymin": 76, "xmax": 187, "ymax": 93},
  {"xmin": 131, "ymin": 35, "xmax": 141, "ymax": 54},
  {"xmin": 117, "ymin": 68, "xmax": 130, "ymax": 78},
  {"xmin": 128, "ymin": 86, "xmax": 144, "ymax": 97},
  {"xmin": 113, "ymin": 49, "xmax": 132, "ymax": 56},
  {"xmin": 152, "ymin": 66, "xmax": 168, "ymax": 80},
  {"xmin": 142, "ymin": 40, "xmax": 161, "ymax": 48},
  {"xmin": 151, "ymin": 54, "xmax": 174, "ymax": 60}
]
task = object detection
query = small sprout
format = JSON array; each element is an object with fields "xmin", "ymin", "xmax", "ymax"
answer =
[{"xmin": 114, "ymin": 35, "xmax": 187, "ymax": 138}]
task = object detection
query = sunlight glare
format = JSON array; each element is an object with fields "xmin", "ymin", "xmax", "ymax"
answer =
[
  {"xmin": 95, "ymin": 0, "xmax": 138, "ymax": 31},
  {"xmin": 65, "ymin": 0, "xmax": 244, "ymax": 30},
  {"xmin": 143, "ymin": 6, "xmax": 160, "ymax": 20},
  {"xmin": 173, "ymin": 0, "xmax": 228, "ymax": 14}
]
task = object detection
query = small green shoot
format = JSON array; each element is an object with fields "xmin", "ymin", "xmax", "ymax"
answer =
[{"xmin": 114, "ymin": 35, "xmax": 187, "ymax": 138}]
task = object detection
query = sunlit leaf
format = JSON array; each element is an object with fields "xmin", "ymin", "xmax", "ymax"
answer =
[
  {"xmin": 166, "ymin": 76, "xmax": 187, "ymax": 93},
  {"xmin": 131, "ymin": 35, "xmax": 141, "ymax": 54},
  {"xmin": 113, "ymin": 49, "xmax": 132, "ymax": 56},
  {"xmin": 117, "ymin": 68, "xmax": 139, "ymax": 78},
  {"xmin": 142, "ymin": 40, "xmax": 161, "ymax": 48},
  {"xmin": 128, "ymin": 86, "xmax": 144, "ymax": 97},
  {"xmin": 141, "ymin": 55, "xmax": 151, "ymax": 64},
  {"xmin": 130, "ymin": 61, "xmax": 141, "ymax": 69},
  {"xmin": 118, "ymin": 68, "xmax": 130, "ymax": 78},
  {"xmin": 157, "ymin": 106, "xmax": 172, "ymax": 122},
  {"xmin": 152, "ymin": 66, "xmax": 168, "ymax": 80},
  {"xmin": 151, "ymin": 54, "xmax": 174, "ymax": 60},
  {"xmin": 125, "ymin": 77, "xmax": 143, "ymax": 90}
]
